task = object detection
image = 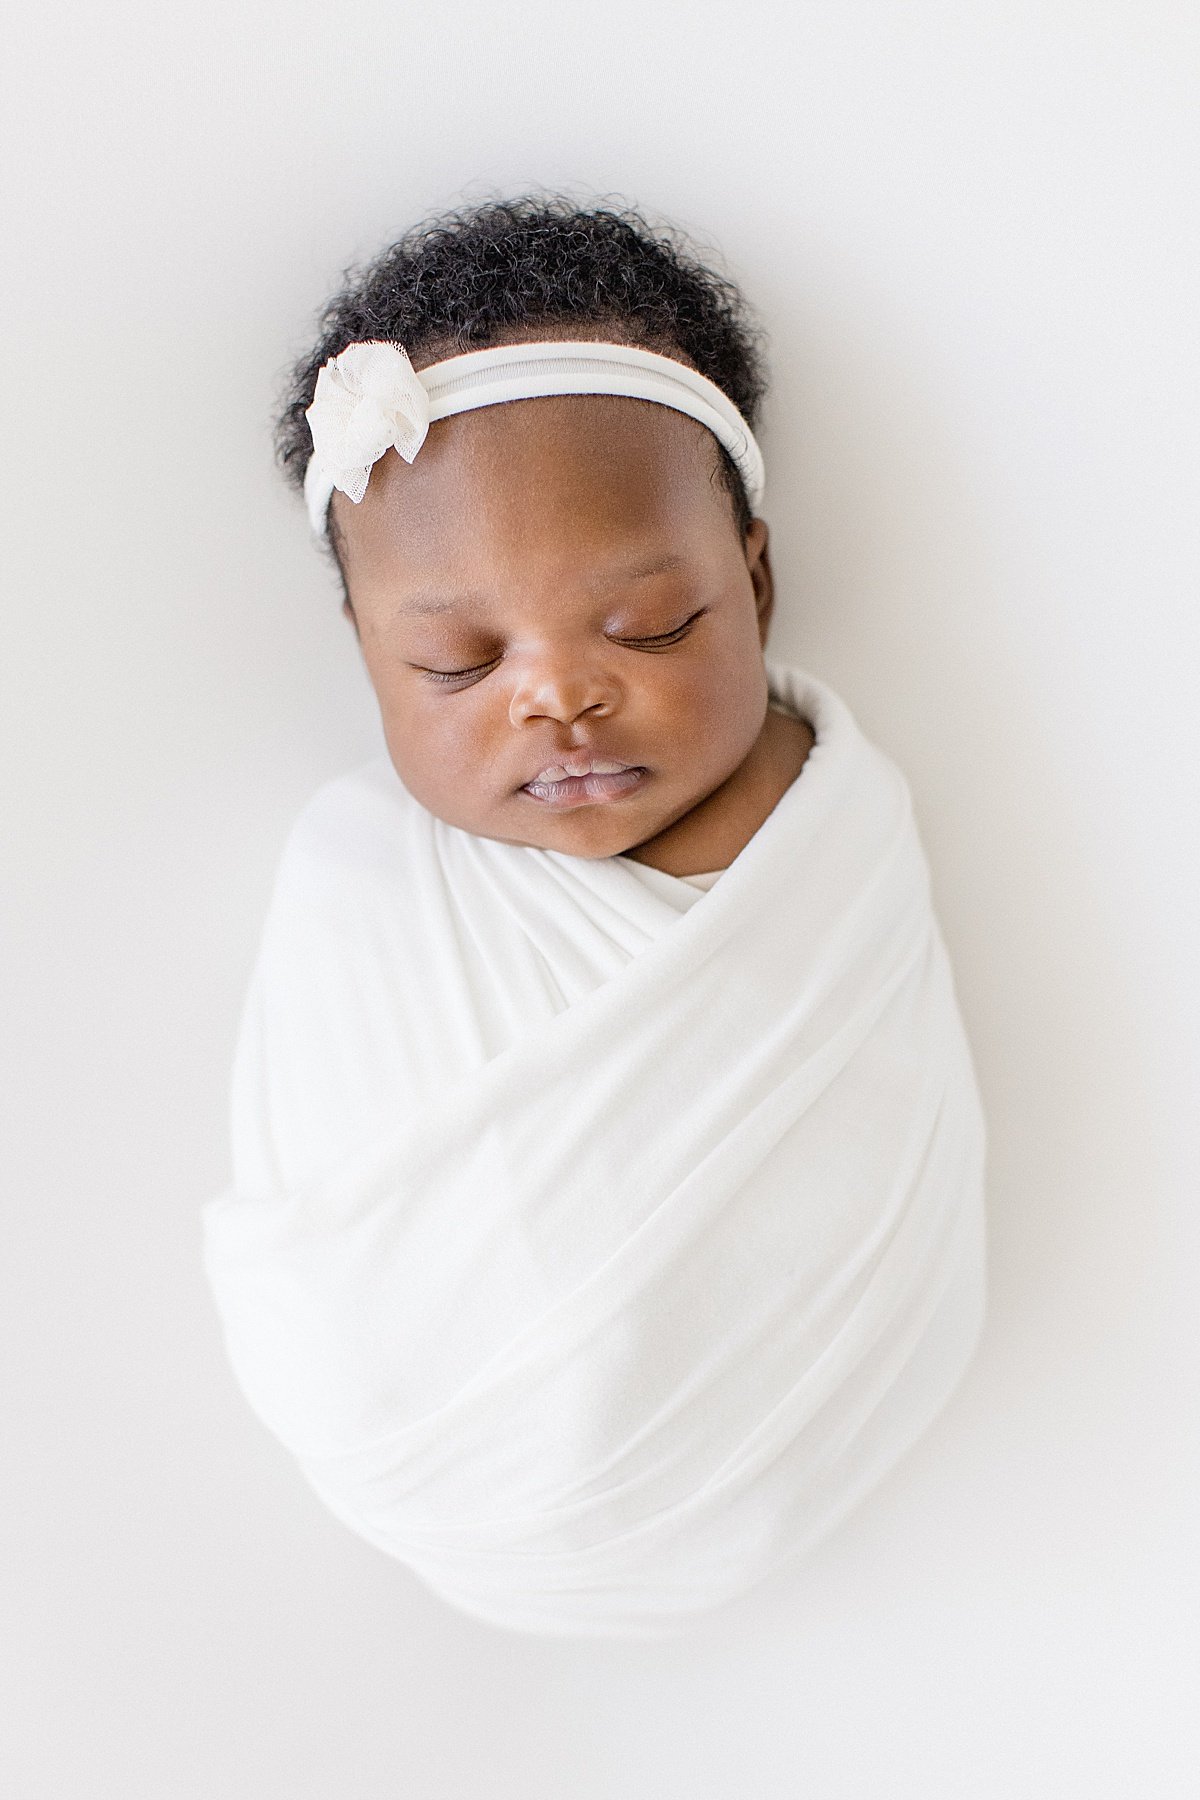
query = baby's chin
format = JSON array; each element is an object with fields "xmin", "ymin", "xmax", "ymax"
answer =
[
  {"xmin": 411, "ymin": 790, "xmax": 675, "ymax": 861},
  {"xmin": 487, "ymin": 789, "xmax": 725, "ymax": 864},
  {"xmin": 471, "ymin": 809, "xmax": 664, "ymax": 861}
]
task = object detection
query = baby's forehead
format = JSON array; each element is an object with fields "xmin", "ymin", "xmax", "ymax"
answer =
[
  {"xmin": 333, "ymin": 396, "xmax": 730, "ymax": 576},
  {"xmin": 386, "ymin": 387, "xmax": 720, "ymax": 480}
]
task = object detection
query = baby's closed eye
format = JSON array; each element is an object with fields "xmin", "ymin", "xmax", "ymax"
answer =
[{"xmin": 414, "ymin": 609, "xmax": 708, "ymax": 686}]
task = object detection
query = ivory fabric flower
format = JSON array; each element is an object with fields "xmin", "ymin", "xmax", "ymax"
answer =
[{"xmin": 304, "ymin": 340, "xmax": 431, "ymax": 507}]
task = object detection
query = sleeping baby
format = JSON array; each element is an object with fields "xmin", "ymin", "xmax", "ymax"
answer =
[{"xmin": 201, "ymin": 195, "xmax": 987, "ymax": 1641}]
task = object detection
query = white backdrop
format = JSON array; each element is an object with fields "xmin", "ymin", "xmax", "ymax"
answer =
[{"xmin": 3, "ymin": 2, "xmax": 1197, "ymax": 1794}]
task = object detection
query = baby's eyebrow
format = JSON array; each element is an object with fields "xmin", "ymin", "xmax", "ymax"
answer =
[
  {"xmin": 607, "ymin": 552, "xmax": 689, "ymax": 582},
  {"xmin": 395, "ymin": 552, "xmax": 690, "ymax": 617},
  {"xmin": 395, "ymin": 594, "xmax": 472, "ymax": 616}
]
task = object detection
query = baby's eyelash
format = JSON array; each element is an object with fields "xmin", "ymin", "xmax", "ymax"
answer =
[
  {"xmin": 618, "ymin": 611, "xmax": 706, "ymax": 647},
  {"xmin": 418, "ymin": 611, "xmax": 705, "ymax": 686},
  {"xmin": 421, "ymin": 659, "xmax": 498, "ymax": 685}
]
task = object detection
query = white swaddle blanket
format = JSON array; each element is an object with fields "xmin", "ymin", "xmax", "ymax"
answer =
[{"xmin": 201, "ymin": 658, "xmax": 987, "ymax": 1640}]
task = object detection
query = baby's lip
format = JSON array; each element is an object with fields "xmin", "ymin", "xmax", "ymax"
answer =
[
  {"xmin": 523, "ymin": 754, "xmax": 642, "ymax": 785},
  {"xmin": 520, "ymin": 765, "xmax": 649, "ymax": 809}
]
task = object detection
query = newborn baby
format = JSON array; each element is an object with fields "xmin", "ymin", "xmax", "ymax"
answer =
[
  {"xmin": 330, "ymin": 316, "xmax": 816, "ymax": 883},
  {"xmin": 201, "ymin": 196, "xmax": 987, "ymax": 1640}
]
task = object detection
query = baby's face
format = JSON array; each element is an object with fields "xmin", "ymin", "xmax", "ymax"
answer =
[{"xmin": 331, "ymin": 388, "xmax": 775, "ymax": 861}]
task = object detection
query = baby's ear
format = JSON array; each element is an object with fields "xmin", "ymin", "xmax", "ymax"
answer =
[{"xmin": 745, "ymin": 520, "xmax": 773, "ymax": 640}]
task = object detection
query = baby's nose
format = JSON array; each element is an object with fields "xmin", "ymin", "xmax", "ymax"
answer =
[{"xmin": 507, "ymin": 661, "xmax": 619, "ymax": 727}]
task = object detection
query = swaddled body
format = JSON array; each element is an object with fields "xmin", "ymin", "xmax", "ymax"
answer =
[
  {"xmin": 202, "ymin": 199, "xmax": 987, "ymax": 1638},
  {"xmin": 202, "ymin": 655, "xmax": 986, "ymax": 1637}
]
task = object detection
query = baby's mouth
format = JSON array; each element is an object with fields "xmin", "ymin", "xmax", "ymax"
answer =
[{"xmin": 521, "ymin": 766, "xmax": 648, "ymax": 808}]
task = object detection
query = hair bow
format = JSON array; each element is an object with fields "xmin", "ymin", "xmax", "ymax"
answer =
[{"xmin": 304, "ymin": 341, "xmax": 430, "ymax": 507}]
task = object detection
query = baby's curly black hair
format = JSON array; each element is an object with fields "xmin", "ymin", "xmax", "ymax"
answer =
[{"xmin": 274, "ymin": 194, "xmax": 769, "ymax": 579}]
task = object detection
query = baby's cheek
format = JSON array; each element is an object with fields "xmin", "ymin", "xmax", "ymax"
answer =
[{"xmin": 395, "ymin": 738, "xmax": 502, "ymax": 833}]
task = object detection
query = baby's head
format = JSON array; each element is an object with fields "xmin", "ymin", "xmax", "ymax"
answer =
[{"xmin": 275, "ymin": 196, "xmax": 777, "ymax": 862}]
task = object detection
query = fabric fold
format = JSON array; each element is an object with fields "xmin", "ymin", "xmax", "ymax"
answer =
[{"xmin": 201, "ymin": 658, "xmax": 987, "ymax": 1639}]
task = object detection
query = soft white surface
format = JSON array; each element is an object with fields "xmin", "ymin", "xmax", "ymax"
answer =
[{"xmin": 2, "ymin": 0, "xmax": 1197, "ymax": 1792}]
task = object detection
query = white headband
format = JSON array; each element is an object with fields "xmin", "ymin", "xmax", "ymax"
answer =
[{"xmin": 302, "ymin": 338, "xmax": 765, "ymax": 536}]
